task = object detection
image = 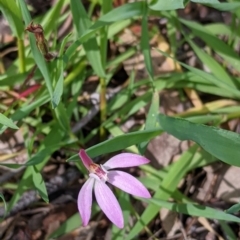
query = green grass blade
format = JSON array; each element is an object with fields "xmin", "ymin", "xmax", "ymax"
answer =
[
  {"xmin": 0, "ymin": 193, "xmax": 7, "ymax": 219},
  {"xmin": 32, "ymin": 166, "xmax": 49, "ymax": 203},
  {"xmin": 143, "ymin": 198, "xmax": 240, "ymax": 223},
  {"xmin": 0, "ymin": 0, "xmax": 24, "ymax": 37},
  {"xmin": 0, "ymin": 113, "xmax": 18, "ymax": 129},
  {"xmin": 149, "ymin": 0, "xmax": 184, "ymax": 10},
  {"xmin": 126, "ymin": 145, "xmax": 199, "ymax": 239},
  {"xmin": 18, "ymin": 0, "xmax": 54, "ymax": 103},
  {"xmin": 67, "ymin": 128, "xmax": 163, "ymax": 162},
  {"xmin": 70, "ymin": 0, "xmax": 105, "ymax": 77}
]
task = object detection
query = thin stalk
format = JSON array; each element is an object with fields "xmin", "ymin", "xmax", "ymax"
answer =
[
  {"xmin": 99, "ymin": 0, "xmax": 112, "ymax": 140},
  {"xmin": 17, "ymin": 38, "xmax": 26, "ymax": 73},
  {"xmin": 99, "ymin": 76, "xmax": 107, "ymax": 139}
]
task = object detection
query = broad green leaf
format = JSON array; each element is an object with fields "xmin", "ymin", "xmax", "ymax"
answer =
[
  {"xmin": 150, "ymin": 0, "xmax": 184, "ymax": 11},
  {"xmin": 144, "ymin": 198, "xmax": 240, "ymax": 223},
  {"xmin": 0, "ymin": 113, "xmax": 18, "ymax": 129},
  {"xmin": 32, "ymin": 166, "xmax": 49, "ymax": 203},
  {"xmin": 159, "ymin": 114, "xmax": 240, "ymax": 167},
  {"xmin": 206, "ymin": 2, "xmax": 240, "ymax": 11}
]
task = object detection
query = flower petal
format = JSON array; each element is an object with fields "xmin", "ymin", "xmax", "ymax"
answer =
[
  {"xmin": 79, "ymin": 149, "xmax": 93, "ymax": 170},
  {"xmin": 107, "ymin": 170, "xmax": 151, "ymax": 198},
  {"xmin": 78, "ymin": 178, "xmax": 94, "ymax": 226},
  {"xmin": 94, "ymin": 181, "xmax": 124, "ymax": 228},
  {"xmin": 103, "ymin": 153, "xmax": 150, "ymax": 170}
]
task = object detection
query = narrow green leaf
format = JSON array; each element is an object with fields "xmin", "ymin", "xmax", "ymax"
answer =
[
  {"xmin": 186, "ymin": 37, "xmax": 235, "ymax": 87},
  {"xmin": 150, "ymin": 0, "xmax": 184, "ymax": 11},
  {"xmin": 144, "ymin": 199, "xmax": 240, "ymax": 223},
  {"xmin": 127, "ymin": 145, "xmax": 198, "ymax": 239},
  {"xmin": 0, "ymin": 193, "xmax": 7, "ymax": 219},
  {"xmin": 206, "ymin": 2, "xmax": 240, "ymax": 11},
  {"xmin": 70, "ymin": 0, "xmax": 105, "ymax": 77},
  {"xmin": 0, "ymin": 0, "xmax": 24, "ymax": 37},
  {"xmin": 67, "ymin": 128, "xmax": 163, "ymax": 162},
  {"xmin": 226, "ymin": 202, "xmax": 240, "ymax": 214},
  {"xmin": 64, "ymin": 2, "xmax": 144, "ymax": 60},
  {"xmin": 54, "ymin": 102, "xmax": 71, "ymax": 132},
  {"xmin": 18, "ymin": 0, "xmax": 54, "ymax": 101},
  {"xmin": 140, "ymin": 3, "xmax": 154, "ymax": 84},
  {"xmin": 0, "ymin": 113, "xmax": 18, "ymax": 129},
  {"xmin": 159, "ymin": 114, "xmax": 240, "ymax": 167},
  {"xmin": 180, "ymin": 18, "xmax": 240, "ymax": 73},
  {"xmin": 52, "ymin": 60, "xmax": 64, "ymax": 108},
  {"xmin": 32, "ymin": 166, "xmax": 49, "ymax": 203},
  {"xmin": 191, "ymin": 0, "xmax": 219, "ymax": 3},
  {"xmin": 155, "ymin": 48, "xmax": 240, "ymax": 98},
  {"xmin": 50, "ymin": 206, "xmax": 99, "ymax": 238},
  {"xmin": 139, "ymin": 90, "xmax": 159, "ymax": 153}
]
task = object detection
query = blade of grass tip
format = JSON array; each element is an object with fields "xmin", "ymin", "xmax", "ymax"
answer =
[
  {"xmin": 0, "ymin": 112, "xmax": 19, "ymax": 130},
  {"xmin": 18, "ymin": 0, "xmax": 54, "ymax": 105}
]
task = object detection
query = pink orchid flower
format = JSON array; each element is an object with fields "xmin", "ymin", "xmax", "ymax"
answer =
[{"xmin": 78, "ymin": 149, "xmax": 151, "ymax": 228}]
